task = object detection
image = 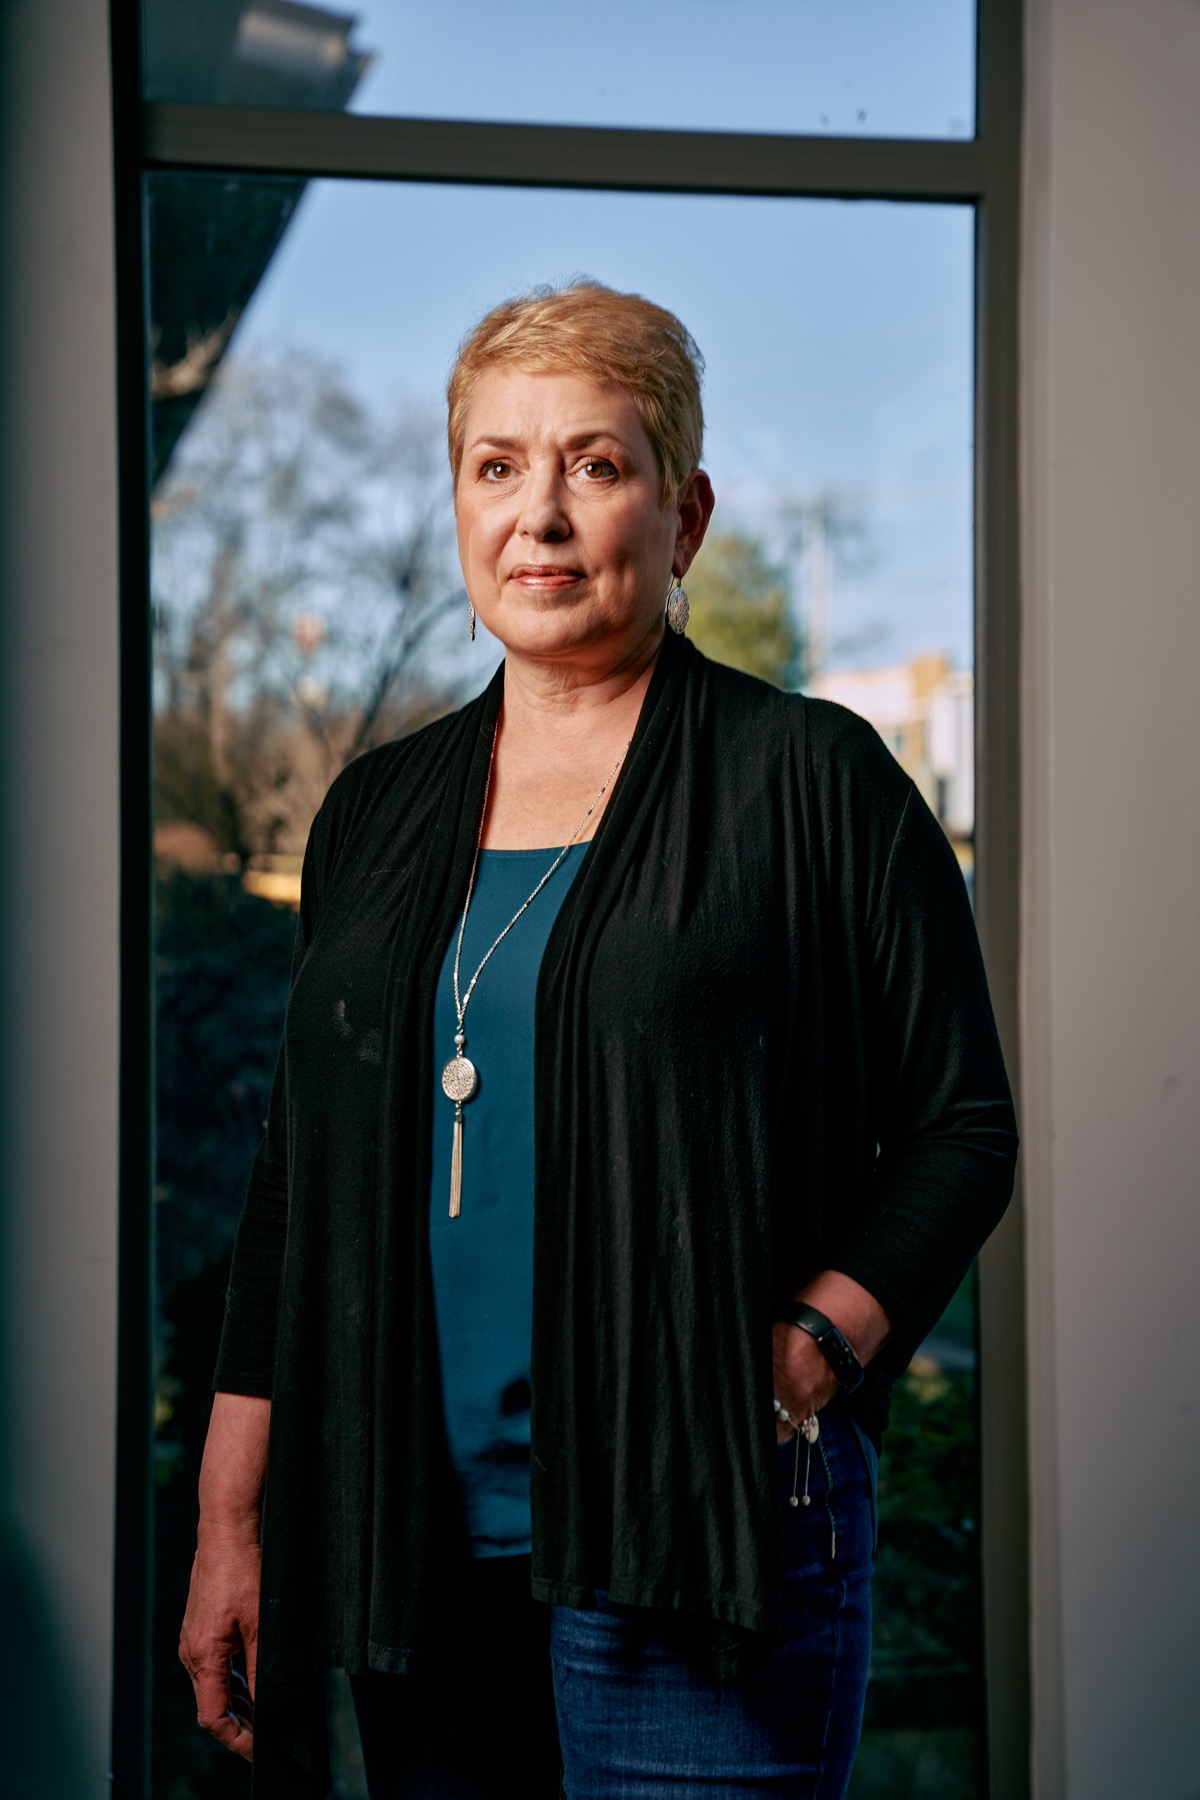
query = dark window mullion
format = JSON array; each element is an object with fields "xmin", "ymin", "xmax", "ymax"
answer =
[
  {"xmin": 972, "ymin": 1, "xmax": 1027, "ymax": 1797},
  {"xmin": 142, "ymin": 101, "xmax": 994, "ymax": 200}
]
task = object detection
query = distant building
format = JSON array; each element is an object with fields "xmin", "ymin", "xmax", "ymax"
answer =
[{"xmin": 807, "ymin": 654, "xmax": 974, "ymax": 841}]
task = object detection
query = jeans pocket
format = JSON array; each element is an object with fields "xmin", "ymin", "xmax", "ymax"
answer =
[
  {"xmin": 779, "ymin": 1407, "xmax": 876, "ymax": 1573},
  {"xmin": 777, "ymin": 1416, "xmax": 841, "ymax": 1571},
  {"xmin": 848, "ymin": 1415, "xmax": 880, "ymax": 1555}
]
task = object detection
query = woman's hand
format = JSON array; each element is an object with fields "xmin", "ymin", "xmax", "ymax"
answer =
[
  {"xmin": 771, "ymin": 1272, "xmax": 892, "ymax": 1443},
  {"xmin": 179, "ymin": 1392, "xmax": 271, "ymax": 1760},
  {"xmin": 771, "ymin": 1323, "xmax": 842, "ymax": 1441},
  {"xmin": 179, "ymin": 1521, "xmax": 262, "ymax": 1757}
]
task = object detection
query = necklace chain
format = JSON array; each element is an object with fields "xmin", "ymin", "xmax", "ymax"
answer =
[
  {"xmin": 451, "ymin": 723, "xmax": 629, "ymax": 1034},
  {"xmin": 440, "ymin": 722, "xmax": 630, "ymax": 1219}
]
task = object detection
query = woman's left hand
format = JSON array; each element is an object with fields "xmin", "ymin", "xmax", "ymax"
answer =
[
  {"xmin": 771, "ymin": 1322, "xmax": 843, "ymax": 1441},
  {"xmin": 770, "ymin": 1273, "xmax": 893, "ymax": 1442}
]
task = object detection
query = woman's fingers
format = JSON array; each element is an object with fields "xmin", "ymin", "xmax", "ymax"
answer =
[
  {"xmin": 228, "ymin": 1656, "xmax": 254, "ymax": 1724},
  {"xmin": 187, "ymin": 1650, "xmax": 255, "ymax": 1759},
  {"xmin": 179, "ymin": 1534, "xmax": 261, "ymax": 1761},
  {"xmin": 771, "ymin": 1320, "xmax": 840, "ymax": 1435}
]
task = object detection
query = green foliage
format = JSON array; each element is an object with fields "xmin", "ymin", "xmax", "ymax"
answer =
[
  {"xmin": 848, "ymin": 1728, "xmax": 979, "ymax": 1800},
  {"xmin": 155, "ymin": 870, "xmax": 295, "ymax": 1282},
  {"xmin": 684, "ymin": 529, "xmax": 801, "ymax": 688},
  {"xmin": 153, "ymin": 872, "xmax": 295, "ymax": 1799},
  {"xmin": 849, "ymin": 1360, "xmax": 986, "ymax": 1798},
  {"xmin": 871, "ymin": 1365, "xmax": 983, "ymax": 1713}
]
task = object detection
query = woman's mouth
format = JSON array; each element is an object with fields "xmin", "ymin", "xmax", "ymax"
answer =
[{"xmin": 509, "ymin": 564, "xmax": 584, "ymax": 588}]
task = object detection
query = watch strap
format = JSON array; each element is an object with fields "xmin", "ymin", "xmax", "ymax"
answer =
[{"xmin": 780, "ymin": 1302, "xmax": 866, "ymax": 1394}]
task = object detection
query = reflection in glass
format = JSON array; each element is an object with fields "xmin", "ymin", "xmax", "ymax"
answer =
[
  {"xmin": 143, "ymin": 0, "xmax": 369, "ymax": 110},
  {"xmin": 149, "ymin": 175, "xmax": 307, "ymax": 480},
  {"xmin": 149, "ymin": 171, "xmax": 981, "ymax": 1798},
  {"xmin": 143, "ymin": 0, "xmax": 976, "ymax": 140}
]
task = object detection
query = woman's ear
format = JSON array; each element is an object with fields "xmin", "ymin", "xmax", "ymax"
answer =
[{"xmin": 673, "ymin": 469, "xmax": 716, "ymax": 578}]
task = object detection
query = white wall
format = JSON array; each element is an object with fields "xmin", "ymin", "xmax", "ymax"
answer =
[
  {"xmin": 3, "ymin": 1, "xmax": 1199, "ymax": 1796},
  {"xmin": 0, "ymin": 0, "xmax": 121, "ymax": 1792},
  {"xmin": 1021, "ymin": 2, "xmax": 1200, "ymax": 1796}
]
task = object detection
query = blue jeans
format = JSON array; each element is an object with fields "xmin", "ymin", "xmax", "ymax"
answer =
[
  {"xmin": 352, "ymin": 1406, "xmax": 877, "ymax": 1799},
  {"xmin": 552, "ymin": 1405, "xmax": 877, "ymax": 1798}
]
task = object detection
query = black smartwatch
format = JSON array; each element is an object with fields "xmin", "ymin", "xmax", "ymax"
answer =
[{"xmin": 779, "ymin": 1303, "xmax": 866, "ymax": 1395}]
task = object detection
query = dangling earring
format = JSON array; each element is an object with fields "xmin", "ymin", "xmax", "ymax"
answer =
[
  {"xmin": 469, "ymin": 601, "xmax": 476, "ymax": 642},
  {"xmin": 665, "ymin": 573, "xmax": 689, "ymax": 635}
]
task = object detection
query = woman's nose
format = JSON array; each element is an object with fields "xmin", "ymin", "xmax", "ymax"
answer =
[{"xmin": 518, "ymin": 466, "xmax": 570, "ymax": 539}]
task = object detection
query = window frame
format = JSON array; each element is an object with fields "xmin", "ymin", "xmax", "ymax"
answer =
[{"xmin": 110, "ymin": 2, "xmax": 1025, "ymax": 1790}]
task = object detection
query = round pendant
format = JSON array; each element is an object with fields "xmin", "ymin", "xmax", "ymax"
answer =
[
  {"xmin": 666, "ymin": 584, "xmax": 690, "ymax": 635},
  {"xmin": 441, "ymin": 1055, "xmax": 478, "ymax": 1104}
]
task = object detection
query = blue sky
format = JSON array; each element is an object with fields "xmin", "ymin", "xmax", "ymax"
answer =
[
  {"xmin": 302, "ymin": 0, "xmax": 974, "ymax": 140},
  {"xmin": 164, "ymin": 0, "xmax": 979, "ymax": 673},
  {"xmin": 232, "ymin": 179, "xmax": 975, "ymax": 671}
]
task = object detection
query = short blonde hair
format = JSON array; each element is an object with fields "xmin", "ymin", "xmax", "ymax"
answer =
[{"xmin": 447, "ymin": 280, "xmax": 705, "ymax": 504}]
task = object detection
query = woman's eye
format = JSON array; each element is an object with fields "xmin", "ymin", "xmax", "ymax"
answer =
[
  {"xmin": 580, "ymin": 458, "xmax": 617, "ymax": 480},
  {"xmin": 481, "ymin": 460, "xmax": 511, "ymax": 480}
]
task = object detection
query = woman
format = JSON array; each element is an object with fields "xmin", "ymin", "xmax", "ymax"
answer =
[{"xmin": 180, "ymin": 281, "xmax": 1018, "ymax": 1799}]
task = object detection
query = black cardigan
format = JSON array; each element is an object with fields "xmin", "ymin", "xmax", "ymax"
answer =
[{"xmin": 215, "ymin": 632, "xmax": 1018, "ymax": 1796}]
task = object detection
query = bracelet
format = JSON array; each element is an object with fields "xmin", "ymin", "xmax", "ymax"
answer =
[
  {"xmin": 772, "ymin": 1396, "xmax": 814, "ymax": 1433},
  {"xmin": 778, "ymin": 1302, "xmax": 866, "ymax": 1395}
]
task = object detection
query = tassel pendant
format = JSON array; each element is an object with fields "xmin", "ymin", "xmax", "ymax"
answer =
[
  {"xmin": 449, "ymin": 1104, "xmax": 464, "ymax": 1219},
  {"xmin": 789, "ymin": 1413, "xmax": 820, "ymax": 1508},
  {"xmin": 441, "ymin": 1048, "xmax": 478, "ymax": 1220}
]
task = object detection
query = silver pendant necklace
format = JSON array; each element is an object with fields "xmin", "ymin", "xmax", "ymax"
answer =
[{"xmin": 441, "ymin": 723, "xmax": 629, "ymax": 1219}]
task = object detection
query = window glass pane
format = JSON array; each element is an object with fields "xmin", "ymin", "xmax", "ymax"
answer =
[
  {"xmin": 143, "ymin": 0, "xmax": 976, "ymax": 139},
  {"xmin": 149, "ymin": 171, "xmax": 980, "ymax": 1798}
]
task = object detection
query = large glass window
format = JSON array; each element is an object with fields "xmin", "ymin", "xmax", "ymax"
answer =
[
  {"xmin": 142, "ymin": 0, "xmax": 976, "ymax": 138},
  {"xmin": 149, "ymin": 170, "xmax": 983, "ymax": 1798}
]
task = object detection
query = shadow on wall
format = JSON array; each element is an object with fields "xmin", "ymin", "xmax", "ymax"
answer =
[
  {"xmin": 0, "ymin": 8, "xmax": 94, "ymax": 1793},
  {"xmin": 0, "ymin": 1539, "xmax": 93, "ymax": 1800}
]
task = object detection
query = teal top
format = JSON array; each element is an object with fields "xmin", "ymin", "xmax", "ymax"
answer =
[{"xmin": 428, "ymin": 843, "xmax": 589, "ymax": 1555}]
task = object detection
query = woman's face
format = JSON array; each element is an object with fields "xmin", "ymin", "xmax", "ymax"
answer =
[{"xmin": 454, "ymin": 367, "xmax": 711, "ymax": 672}]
